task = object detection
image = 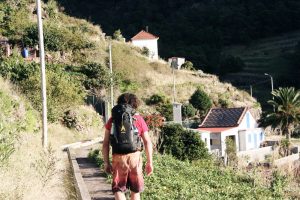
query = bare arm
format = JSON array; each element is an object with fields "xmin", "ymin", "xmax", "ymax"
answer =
[
  {"xmin": 102, "ymin": 128, "xmax": 111, "ymax": 173},
  {"xmin": 141, "ymin": 131, "xmax": 153, "ymax": 175}
]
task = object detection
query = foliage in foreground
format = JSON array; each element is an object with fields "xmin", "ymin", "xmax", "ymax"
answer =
[
  {"xmin": 89, "ymin": 150, "xmax": 277, "ymax": 200},
  {"xmin": 0, "ymin": 77, "xmax": 39, "ymax": 166},
  {"xmin": 143, "ymin": 154, "xmax": 276, "ymax": 200}
]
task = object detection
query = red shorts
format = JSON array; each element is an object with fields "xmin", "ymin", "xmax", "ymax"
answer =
[{"xmin": 112, "ymin": 151, "xmax": 144, "ymax": 193}]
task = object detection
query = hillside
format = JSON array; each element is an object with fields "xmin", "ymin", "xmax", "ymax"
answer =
[
  {"xmin": 0, "ymin": 0, "xmax": 259, "ymax": 118},
  {"xmin": 222, "ymin": 31, "xmax": 300, "ymax": 109},
  {"xmin": 55, "ymin": 0, "xmax": 300, "ymax": 75}
]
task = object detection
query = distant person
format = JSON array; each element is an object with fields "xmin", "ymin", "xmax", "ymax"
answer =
[{"xmin": 102, "ymin": 93, "xmax": 153, "ymax": 200}]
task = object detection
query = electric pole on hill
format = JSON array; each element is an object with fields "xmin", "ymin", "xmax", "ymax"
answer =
[
  {"xmin": 36, "ymin": 0, "xmax": 48, "ymax": 149},
  {"xmin": 109, "ymin": 42, "xmax": 114, "ymax": 108}
]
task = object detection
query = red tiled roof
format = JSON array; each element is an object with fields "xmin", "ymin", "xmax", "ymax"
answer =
[
  {"xmin": 131, "ymin": 30, "xmax": 159, "ymax": 40},
  {"xmin": 198, "ymin": 127, "xmax": 235, "ymax": 132}
]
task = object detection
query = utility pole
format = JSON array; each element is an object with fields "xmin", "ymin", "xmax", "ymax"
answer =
[
  {"xmin": 36, "ymin": 0, "xmax": 48, "ymax": 149},
  {"xmin": 171, "ymin": 58, "xmax": 178, "ymax": 103},
  {"xmin": 109, "ymin": 42, "xmax": 114, "ymax": 108},
  {"xmin": 264, "ymin": 73, "xmax": 275, "ymax": 112},
  {"xmin": 250, "ymin": 85, "xmax": 253, "ymax": 97}
]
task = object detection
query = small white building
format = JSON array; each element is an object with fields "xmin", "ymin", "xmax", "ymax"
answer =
[
  {"xmin": 168, "ymin": 57, "xmax": 185, "ymax": 70},
  {"xmin": 197, "ymin": 107, "xmax": 265, "ymax": 157},
  {"xmin": 131, "ymin": 30, "xmax": 159, "ymax": 60}
]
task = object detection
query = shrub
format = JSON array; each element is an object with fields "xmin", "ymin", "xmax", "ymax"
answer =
[
  {"xmin": 218, "ymin": 92, "xmax": 232, "ymax": 108},
  {"xmin": 225, "ymin": 137, "xmax": 237, "ymax": 166},
  {"xmin": 62, "ymin": 106, "xmax": 102, "ymax": 133},
  {"xmin": 79, "ymin": 62, "xmax": 111, "ymax": 90},
  {"xmin": 159, "ymin": 124, "xmax": 209, "ymax": 161},
  {"xmin": 189, "ymin": 88, "xmax": 212, "ymax": 115},
  {"xmin": 20, "ymin": 67, "xmax": 85, "ymax": 122},
  {"xmin": 146, "ymin": 94, "xmax": 166, "ymax": 105},
  {"xmin": 141, "ymin": 47, "xmax": 150, "ymax": 57},
  {"xmin": 271, "ymin": 171, "xmax": 287, "ymax": 198},
  {"xmin": 181, "ymin": 61, "xmax": 194, "ymax": 70},
  {"xmin": 23, "ymin": 22, "xmax": 93, "ymax": 52},
  {"xmin": 181, "ymin": 103, "xmax": 196, "ymax": 119},
  {"xmin": 0, "ymin": 56, "xmax": 38, "ymax": 83},
  {"xmin": 144, "ymin": 114, "xmax": 164, "ymax": 131},
  {"xmin": 112, "ymin": 29, "xmax": 124, "ymax": 41},
  {"xmin": 157, "ymin": 103, "xmax": 173, "ymax": 121}
]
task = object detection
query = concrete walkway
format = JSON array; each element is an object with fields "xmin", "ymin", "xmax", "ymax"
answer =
[{"xmin": 75, "ymin": 145, "xmax": 114, "ymax": 200}]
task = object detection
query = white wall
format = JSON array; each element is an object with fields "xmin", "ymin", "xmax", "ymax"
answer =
[
  {"xmin": 200, "ymin": 132, "xmax": 211, "ymax": 151},
  {"xmin": 237, "ymin": 146, "xmax": 273, "ymax": 163},
  {"xmin": 168, "ymin": 57, "xmax": 185, "ymax": 69},
  {"xmin": 132, "ymin": 39, "xmax": 158, "ymax": 59},
  {"xmin": 239, "ymin": 128, "xmax": 264, "ymax": 151},
  {"xmin": 238, "ymin": 111, "xmax": 258, "ymax": 129}
]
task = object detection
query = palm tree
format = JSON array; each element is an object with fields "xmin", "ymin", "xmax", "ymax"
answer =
[{"xmin": 260, "ymin": 87, "xmax": 300, "ymax": 141}]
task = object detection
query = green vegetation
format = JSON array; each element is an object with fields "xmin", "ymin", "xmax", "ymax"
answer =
[
  {"xmin": 0, "ymin": 56, "xmax": 85, "ymax": 122},
  {"xmin": 259, "ymin": 87, "xmax": 300, "ymax": 141},
  {"xmin": 23, "ymin": 22, "xmax": 93, "ymax": 52},
  {"xmin": 0, "ymin": 77, "xmax": 39, "ymax": 166},
  {"xmin": 146, "ymin": 94, "xmax": 167, "ymax": 105},
  {"xmin": 181, "ymin": 61, "xmax": 194, "ymax": 71},
  {"xmin": 181, "ymin": 103, "xmax": 196, "ymax": 119},
  {"xmin": 157, "ymin": 103, "xmax": 173, "ymax": 121},
  {"xmin": 159, "ymin": 124, "xmax": 209, "ymax": 161},
  {"xmin": 89, "ymin": 149, "xmax": 280, "ymax": 200},
  {"xmin": 189, "ymin": 88, "xmax": 212, "ymax": 116}
]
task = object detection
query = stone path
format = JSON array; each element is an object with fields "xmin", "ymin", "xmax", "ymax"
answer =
[{"xmin": 75, "ymin": 145, "xmax": 114, "ymax": 200}]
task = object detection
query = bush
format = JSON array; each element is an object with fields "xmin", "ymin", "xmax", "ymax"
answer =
[
  {"xmin": 181, "ymin": 103, "xmax": 196, "ymax": 119},
  {"xmin": 0, "ymin": 56, "xmax": 38, "ymax": 83},
  {"xmin": 181, "ymin": 61, "xmax": 194, "ymax": 70},
  {"xmin": 79, "ymin": 62, "xmax": 111, "ymax": 90},
  {"xmin": 144, "ymin": 114, "xmax": 164, "ymax": 131},
  {"xmin": 141, "ymin": 47, "xmax": 150, "ymax": 57},
  {"xmin": 23, "ymin": 22, "xmax": 93, "ymax": 52},
  {"xmin": 157, "ymin": 103, "xmax": 173, "ymax": 121},
  {"xmin": 20, "ymin": 66, "xmax": 85, "ymax": 122},
  {"xmin": 218, "ymin": 95, "xmax": 232, "ymax": 108},
  {"xmin": 62, "ymin": 106, "xmax": 102, "ymax": 133},
  {"xmin": 189, "ymin": 88, "xmax": 212, "ymax": 115},
  {"xmin": 159, "ymin": 124, "xmax": 209, "ymax": 161},
  {"xmin": 112, "ymin": 29, "xmax": 124, "ymax": 41},
  {"xmin": 146, "ymin": 94, "xmax": 166, "ymax": 105}
]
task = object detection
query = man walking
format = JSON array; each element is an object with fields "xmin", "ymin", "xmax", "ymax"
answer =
[{"xmin": 102, "ymin": 93, "xmax": 153, "ymax": 200}]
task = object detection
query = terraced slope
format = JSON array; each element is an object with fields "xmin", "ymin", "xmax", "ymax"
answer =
[{"xmin": 222, "ymin": 31, "xmax": 300, "ymax": 109}]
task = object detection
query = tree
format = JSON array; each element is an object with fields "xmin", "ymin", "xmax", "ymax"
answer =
[
  {"xmin": 259, "ymin": 87, "xmax": 300, "ymax": 141},
  {"xmin": 189, "ymin": 88, "xmax": 212, "ymax": 116},
  {"xmin": 112, "ymin": 29, "xmax": 124, "ymax": 41}
]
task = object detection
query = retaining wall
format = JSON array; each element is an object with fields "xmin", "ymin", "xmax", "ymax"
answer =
[{"xmin": 237, "ymin": 146, "xmax": 273, "ymax": 163}]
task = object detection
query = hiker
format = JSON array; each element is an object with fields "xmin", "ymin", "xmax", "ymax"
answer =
[{"xmin": 102, "ymin": 93, "xmax": 153, "ymax": 200}]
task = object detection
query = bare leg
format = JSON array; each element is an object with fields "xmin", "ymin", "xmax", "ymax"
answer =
[
  {"xmin": 130, "ymin": 192, "xmax": 141, "ymax": 200},
  {"xmin": 115, "ymin": 192, "xmax": 126, "ymax": 200}
]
